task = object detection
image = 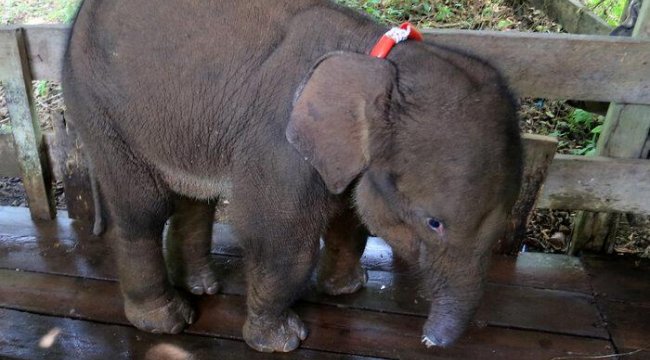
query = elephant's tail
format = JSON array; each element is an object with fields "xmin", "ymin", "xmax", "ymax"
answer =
[{"xmin": 89, "ymin": 167, "xmax": 106, "ymax": 236}]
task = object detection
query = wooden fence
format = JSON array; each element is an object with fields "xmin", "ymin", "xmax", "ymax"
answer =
[{"xmin": 1, "ymin": 5, "xmax": 649, "ymax": 253}]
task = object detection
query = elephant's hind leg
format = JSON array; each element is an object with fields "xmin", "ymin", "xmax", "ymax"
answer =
[
  {"xmin": 165, "ymin": 196, "xmax": 219, "ymax": 295},
  {"xmin": 89, "ymin": 140, "xmax": 195, "ymax": 334}
]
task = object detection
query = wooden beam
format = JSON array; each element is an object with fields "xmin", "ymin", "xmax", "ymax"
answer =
[
  {"xmin": 635, "ymin": 0, "xmax": 650, "ymax": 35},
  {"xmin": 496, "ymin": 134, "xmax": 558, "ymax": 254},
  {"xmin": 2, "ymin": 133, "xmax": 650, "ymax": 216},
  {"xmin": 0, "ymin": 133, "xmax": 20, "ymax": 177},
  {"xmin": 423, "ymin": 30, "xmax": 650, "ymax": 105},
  {"xmin": 0, "ymin": 132, "xmax": 66, "ymax": 181},
  {"xmin": 537, "ymin": 155, "xmax": 650, "ymax": 215},
  {"xmin": 0, "ymin": 28, "xmax": 55, "ymax": 220},
  {"xmin": 524, "ymin": 0, "xmax": 612, "ymax": 35},
  {"xmin": 571, "ymin": 0, "xmax": 650, "ymax": 254},
  {"xmin": 51, "ymin": 111, "xmax": 94, "ymax": 221},
  {"xmin": 2, "ymin": 25, "xmax": 650, "ymax": 104},
  {"xmin": 21, "ymin": 25, "xmax": 69, "ymax": 82}
]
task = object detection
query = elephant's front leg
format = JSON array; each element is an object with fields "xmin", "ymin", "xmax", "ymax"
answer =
[
  {"xmin": 165, "ymin": 196, "xmax": 219, "ymax": 295},
  {"xmin": 317, "ymin": 205, "xmax": 369, "ymax": 295},
  {"xmin": 241, "ymin": 229, "xmax": 319, "ymax": 352},
  {"xmin": 236, "ymin": 211, "xmax": 321, "ymax": 352}
]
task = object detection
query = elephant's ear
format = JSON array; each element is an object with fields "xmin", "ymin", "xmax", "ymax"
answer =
[{"xmin": 287, "ymin": 52, "xmax": 395, "ymax": 194}]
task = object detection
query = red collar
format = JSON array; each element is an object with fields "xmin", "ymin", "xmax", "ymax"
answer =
[{"xmin": 370, "ymin": 22, "xmax": 423, "ymax": 58}]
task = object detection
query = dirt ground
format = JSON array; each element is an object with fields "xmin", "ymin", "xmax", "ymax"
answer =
[
  {"xmin": 0, "ymin": 1, "xmax": 648, "ymax": 257},
  {"xmin": 0, "ymin": 177, "xmax": 67, "ymax": 209}
]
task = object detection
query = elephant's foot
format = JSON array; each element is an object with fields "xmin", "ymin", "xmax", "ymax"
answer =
[
  {"xmin": 243, "ymin": 310, "xmax": 308, "ymax": 352},
  {"xmin": 168, "ymin": 259, "xmax": 220, "ymax": 295},
  {"xmin": 124, "ymin": 292, "xmax": 195, "ymax": 334},
  {"xmin": 317, "ymin": 262, "xmax": 368, "ymax": 295}
]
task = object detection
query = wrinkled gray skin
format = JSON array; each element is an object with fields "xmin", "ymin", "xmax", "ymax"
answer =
[{"xmin": 63, "ymin": 0, "xmax": 522, "ymax": 352}]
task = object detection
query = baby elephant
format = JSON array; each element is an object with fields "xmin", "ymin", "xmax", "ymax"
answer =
[{"xmin": 63, "ymin": 0, "xmax": 522, "ymax": 352}]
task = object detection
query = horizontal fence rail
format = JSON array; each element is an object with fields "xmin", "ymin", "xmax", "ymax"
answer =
[
  {"xmin": 1, "ymin": 25, "xmax": 649, "ymax": 218},
  {"xmin": 1, "ymin": 133, "xmax": 648, "ymax": 215},
  {"xmin": 423, "ymin": 30, "xmax": 650, "ymax": 105},
  {"xmin": 1, "ymin": 26, "xmax": 649, "ymax": 104},
  {"xmin": 539, "ymin": 154, "xmax": 650, "ymax": 215}
]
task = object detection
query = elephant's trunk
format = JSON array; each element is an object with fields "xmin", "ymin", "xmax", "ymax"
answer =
[{"xmin": 421, "ymin": 276, "xmax": 485, "ymax": 347}]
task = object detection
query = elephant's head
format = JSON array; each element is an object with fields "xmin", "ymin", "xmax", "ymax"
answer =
[{"xmin": 287, "ymin": 45, "xmax": 522, "ymax": 347}]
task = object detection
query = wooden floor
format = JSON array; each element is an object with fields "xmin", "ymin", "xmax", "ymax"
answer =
[{"xmin": 0, "ymin": 206, "xmax": 648, "ymax": 359}]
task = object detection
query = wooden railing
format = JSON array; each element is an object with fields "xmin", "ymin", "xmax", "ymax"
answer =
[{"xmin": 1, "ymin": 21, "xmax": 649, "ymax": 252}]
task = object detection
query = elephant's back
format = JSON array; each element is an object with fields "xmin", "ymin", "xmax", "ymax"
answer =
[{"xmin": 63, "ymin": 0, "xmax": 319, "ymax": 178}]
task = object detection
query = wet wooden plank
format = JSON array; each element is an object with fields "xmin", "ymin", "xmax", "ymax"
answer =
[
  {"xmin": 0, "ymin": 205, "xmax": 82, "ymax": 238},
  {"xmin": 0, "ymin": 308, "xmax": 371, "ymax": 360},
  {"xmin": 312, "ymin": 278, "xmax": 607, "ymax": 338},
  {"xmin": 599, "ymin": 301, "xmax": 650, "ymax": 351},
  {"xmin": 0, "ymin": 269, "xmax": 614, "ymax": 359},
  {"xmin": 0, "ymin": 210, "xmax": 607, "ymax": 339},
  {"xmin": 478, "ymin": 284, "xmax": 606, "ymax": 338},
  {"xmin": 488, "ymin": 253, "xmax": 592, "ymax": 294},
  {"xmin": 583, "ymin": 255, "xmax": 650, "ymax": 305},
  {"xmin": 0, "ymin": 206, "xmax": 402, "ymax": 273},
  {"xmin": 620, "ymin": 349, "xmax": 650, "ymax": 360},
  {"xmin": 0, "ymin": 231, "xmax": 606, "ymax": 338},
  {"xmin": 213, "ymin": 226, "xmax": 403, "ymax": 273}
]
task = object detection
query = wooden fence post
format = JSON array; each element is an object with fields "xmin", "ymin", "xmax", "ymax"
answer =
[
  {"xmin": 571, "ymin": 0, "xmax": 650, "ymax": 254},
  {"xmin": 51, "ymin": 111, "xmax": 95, "ymax": 222},
  {"xmin": 495, "ymin": 134, "xmax": 558, "ymax": 254},
  {"xmin": 0, "ymin": 28, "xmax": 55, "ymax": 220}
]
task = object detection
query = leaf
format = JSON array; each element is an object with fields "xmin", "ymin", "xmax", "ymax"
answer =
[
  {"xmin": 497, "ymin": 19, "xmax": 512, "ymax": 29},
  {"xmin": 590, "ymin": 125, "xmax": 603, "ymax": 134}
]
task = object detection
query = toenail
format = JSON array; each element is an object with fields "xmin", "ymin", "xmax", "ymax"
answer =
[
  {"xmin": 171, "ymin": 323, "xmax": 183, "ymax": 334},
  {"xmin": 190, "ymin": 286, "xmax": 203, "ymax": 295},
  {"xmin": 299, "ymin": 327, "xmax": 308, "ymax": 340},
  {"xmin": 207, "ymin": 284, "xmax": 218, "ymax": 294},
  {"xmin": 283, "ymin": 337, "xmax": 300, "ymax": 352}
]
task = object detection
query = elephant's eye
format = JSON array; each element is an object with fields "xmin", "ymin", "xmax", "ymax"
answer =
[{"xmin": 427, "ymin": 217, "xmax": 445, "ymax": 235}]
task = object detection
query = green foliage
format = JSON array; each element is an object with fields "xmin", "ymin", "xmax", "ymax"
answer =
[
  {"xmin": 34, "ymin": 81, "xmax": 49, "ymax": 98},
  {"xmin": 336, "ymin": 0, "xmax": 436, "ymax": 24},
  {"xmin": 435, "ymin": 4, "xmax": 453, "ymax": 21},
  {"xmin": 553, "ymin": 109, "xmax": 604, "ymax": 156},
  {"xmin": 1, "ymin": 0, "xmax": 32, "ymax": 24},
  {"xmin": 497, "ymin": 19, "xmax": 513, "ymax": 29},
  {"xmin": 585, "ymin": 0, "xmax": 627, "ymax": 26},
  {"xmin": 1, "ymin": 0, "xmax": 80, "ymax": 25},
  {"xmin": 48, "ymin": 0, "xmax": 81, "ymax": 24},
  {"xmin": 335, "ymin": 0, "xmax": 535, "ymax": 31}
]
